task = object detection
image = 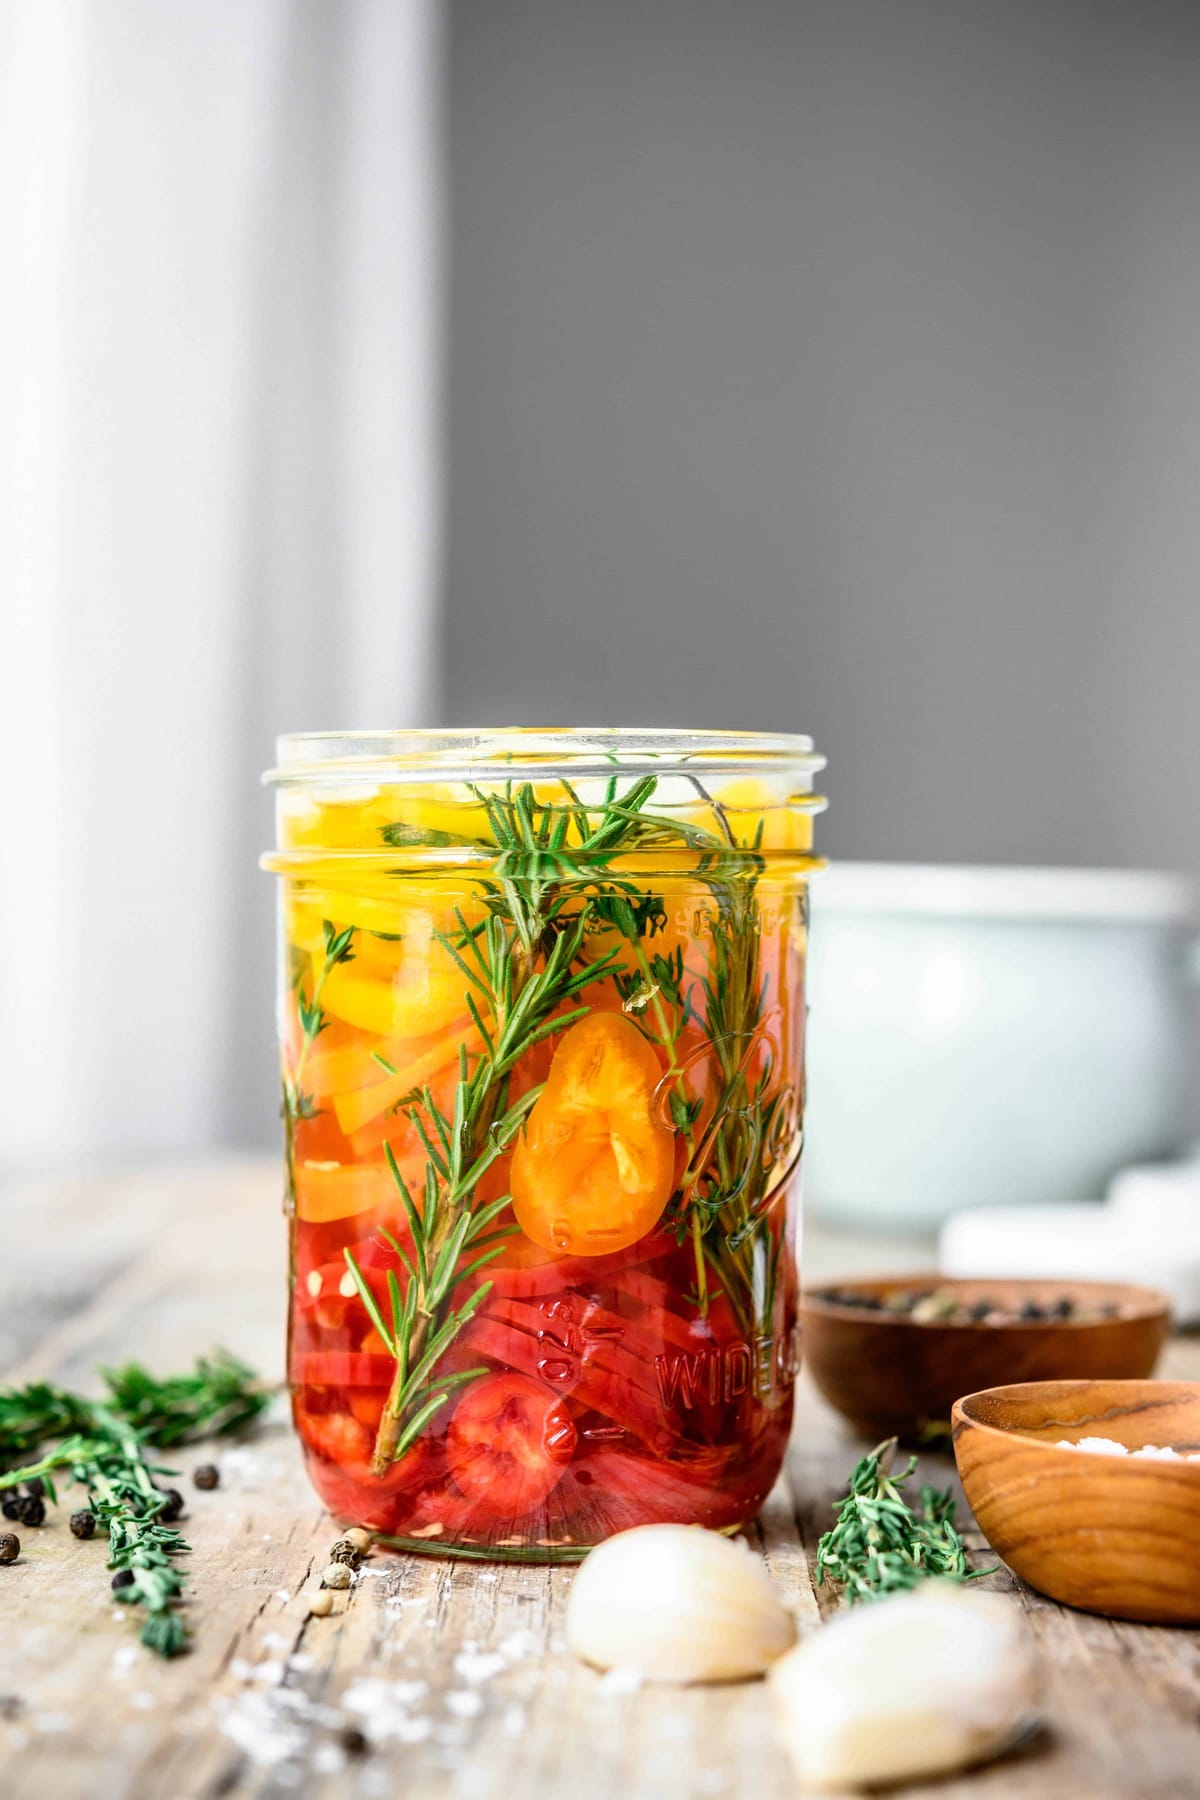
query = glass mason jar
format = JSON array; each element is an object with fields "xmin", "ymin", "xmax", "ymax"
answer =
[{"xmin": 263, "ymin": 729, "xmax": 825, "ymax": 1559}]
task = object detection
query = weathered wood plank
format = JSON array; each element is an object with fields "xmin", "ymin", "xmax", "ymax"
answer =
[{"xmin": 1, "ymin": 1161, "xmax": 1198, "ymax": 1799}]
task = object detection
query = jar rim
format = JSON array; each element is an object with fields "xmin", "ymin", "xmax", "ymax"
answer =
[{"xmin": 264, "ymin": 726, "xmax": 825, "ymax": 787}]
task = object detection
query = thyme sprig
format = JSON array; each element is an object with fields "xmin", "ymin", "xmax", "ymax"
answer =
[
  {"xmin": 0, "ymin": 1352, "xmax": 269, "ymax": 1656},
  {"xmin": 816, "ymin": 1440, "xmax": 993, "ymax": 1604}
]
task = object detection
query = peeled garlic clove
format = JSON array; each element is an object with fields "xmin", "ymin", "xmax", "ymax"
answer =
[
  {"xmin": 770, "ymin": 1583, "xmax": 1037, "ymax": 1791},
  {"xmin": 566, "ymin": 1524, "xmax": 796, "ymax": 1683}
]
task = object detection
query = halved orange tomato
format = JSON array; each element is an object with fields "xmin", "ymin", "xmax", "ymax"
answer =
[{"xmin": 511, "ymin": 1012, "xmax": 675, "ymax": 1256}]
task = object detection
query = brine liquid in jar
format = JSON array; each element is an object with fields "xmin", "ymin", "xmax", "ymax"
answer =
[{"xmin": 263, "ymin": 730, "xmax": 825, "ymax": 1558}]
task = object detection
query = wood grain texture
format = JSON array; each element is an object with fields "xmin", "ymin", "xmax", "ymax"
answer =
[
  {"xmin": 0, "ymin": 1162, "xmax": 1197, "ymax": 1799},
  {"xmin": 954, "ymin": 1380, "xmax": 1200, "ymax": 1625}
]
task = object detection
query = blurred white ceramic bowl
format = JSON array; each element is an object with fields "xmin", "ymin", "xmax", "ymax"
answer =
[{"xmin": 804, "ymin": 863, "xmax": 1196, "ymax": 1228}]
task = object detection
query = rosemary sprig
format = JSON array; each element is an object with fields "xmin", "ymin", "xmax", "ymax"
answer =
[
  {"xmin": 0, "ymin": 1352, "xmax": 269, "ymax": 1655},
  {"xmin": 816, "ymin": 1440, "xmax": 993, "ymax": 1604}
]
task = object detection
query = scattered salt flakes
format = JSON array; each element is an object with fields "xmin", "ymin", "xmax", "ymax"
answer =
[
  {"xmin": 548, "ymin": 1635, "xmax": 566, "ymax": 1654},
  {"xmin": 337, "ymin": 1676, "xmax": 434, "ymax": 1747},
  {"xmin": 453, "ymin": 1649, "xmax": 507, "ymax": 1686},
  {"xmin": 598, "ymin": 1666, "xmax": 644, "ymax": 1696},
  {"xmin": 312, "ymin": 1743, "xmax": 346, "ymax": 1775},
  {"xmin": 501, "ymin": 1704, "xmax": 527, "ymax": 1738},
  {"xmin": 445, "ymin": 1690, "xmax": 484, "ymax": 1719},
  {"xmin": 219, "ymin": 1692, "xmax": 308, "ymax": 1767},
  {"xmin": 130, "ymin": 1693, "xmax": 156, "ymax": 1712},
  {"xmin": 355, "ymin": 1565, "xmax": 384, "ymax": 1578},
  {"xmin": 392, "ymin": 1716, "xmax": 433, "ymax": 1745},
  {"xmin": 287, "ymin": 1652, "xmax": 314, "ymax": 1674},
  {"xmin": 498, "ymin": 1628, "xmax": 540, "ymax": 1661},
  {"xmin": 477, "ymin": 1570, "xmax": 498, "ymax": 1584},
  {"xmin": 341, "ymin": 1677, "xmax": 392, "ymax": 1717},
  {"xmin": 111, "ymin": 1645, "xmax": 140, "ymax": 1676},
  {"xmin": 262, "ymin": 1633, "xmax": 289, "ymax": 1652},
  {"xmin": 230, "ymin": 1659, "xmax": 253, "ymax": 1682},
  {"xmin": 250, "ymin": 1661, "xmax": 286, "ymax": 1687},
  {"xmin": 391, "ymin": 1680, "xmax": 429, "ymax": 1708},
  {"xmin": 273, "ymin": 1589, "xmax": 292, "ymax": 1604}
]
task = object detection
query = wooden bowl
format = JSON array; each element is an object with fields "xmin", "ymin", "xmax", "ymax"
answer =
[
  {"xmin": 953, "ymin": 1380, "xmax": 1200, "ymax": 1624},
  {"xmin": 801, "ymin": 1275, "xmax": 1169, "ymax": 1439}
]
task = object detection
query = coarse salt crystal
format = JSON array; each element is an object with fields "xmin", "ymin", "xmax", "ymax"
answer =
[
  {"xmin": 498, "ymin": 1629, "xmax": 540, "ymax": 1661},
  {"xmin": 445, "ymin": 1690, "xmax": 484, "ymax": 1718},
  {"xmin": 501, "ymin": 1704, "xmax": 527, "ymax": 1738}
]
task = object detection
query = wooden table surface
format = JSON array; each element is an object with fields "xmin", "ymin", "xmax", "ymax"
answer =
[{"xmin": 1, "ymin": 1161, "xmax": 1198, "ymax": 1800}]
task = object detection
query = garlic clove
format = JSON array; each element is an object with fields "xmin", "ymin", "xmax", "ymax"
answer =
[
  {"xmin": 769, "ymin": 1582, "xmax": 1037, "ymax": 1791},
  {"xmin": 566, "ymin": 1524, "xmax": 796, "ymax": 1684}
]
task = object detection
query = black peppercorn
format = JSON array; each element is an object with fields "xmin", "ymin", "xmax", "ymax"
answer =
[
  {"xmin": 192, "ymin": 1463, "xmax": 219, "ymax": 1491},
  {"xmin": 157, "ymin": 1488, "xmax": 185, "ymax": 1522},
  {"xmin": 0, "ymin": 1495, "xmax": 21, "ymax": 1522},
  {"xmin": 111, "ymin": 1569, "xmax": 136, "ymax": 1591},
  {"xmin": 15, "ymin": 1494, "xmax": 45, "ymax": 1528},
  {"xmin": 340, "ymin": 1724, "xmax": 369, "ymax": 1757},
  {"xmin": 70, "ymin": 1510, "xmax": 97, "ymax": 1540},
  {"xmin": 0, "ymin": 1533, "xmax": 19, "ymax": 1564},
  {"xmin": 23, "ymin": 1478, "xmax": 45, "ymax": 1499}
]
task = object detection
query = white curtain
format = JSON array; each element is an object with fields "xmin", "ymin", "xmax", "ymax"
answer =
[{"xmin": 0, "ymin": 0, "xmax": 443, "ymax": 1166}]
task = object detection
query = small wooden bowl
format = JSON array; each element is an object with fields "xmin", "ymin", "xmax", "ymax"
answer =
[
  {"xmin": 801, "ymin": 1275, "xmax": 1169, "ymax": 1439},
  {"xmin": 953, "ymin": 1380, "xmax": 1200, "ymax": 1624}
]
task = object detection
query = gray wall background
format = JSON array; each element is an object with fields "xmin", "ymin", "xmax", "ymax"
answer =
[{"xmin": 443, "ymin": 0, "xmax": 1200, "ymax": 874}]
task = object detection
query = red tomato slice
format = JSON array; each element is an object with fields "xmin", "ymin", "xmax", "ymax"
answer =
[{"xmin": 445, "ymin": 1373, "xmax": 576, "ymax": 1520}]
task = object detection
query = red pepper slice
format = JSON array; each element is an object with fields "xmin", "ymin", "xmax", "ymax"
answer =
[{"xmin": 290, "ymin": 1352, "xmax": 396, "ymax": 1390}]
